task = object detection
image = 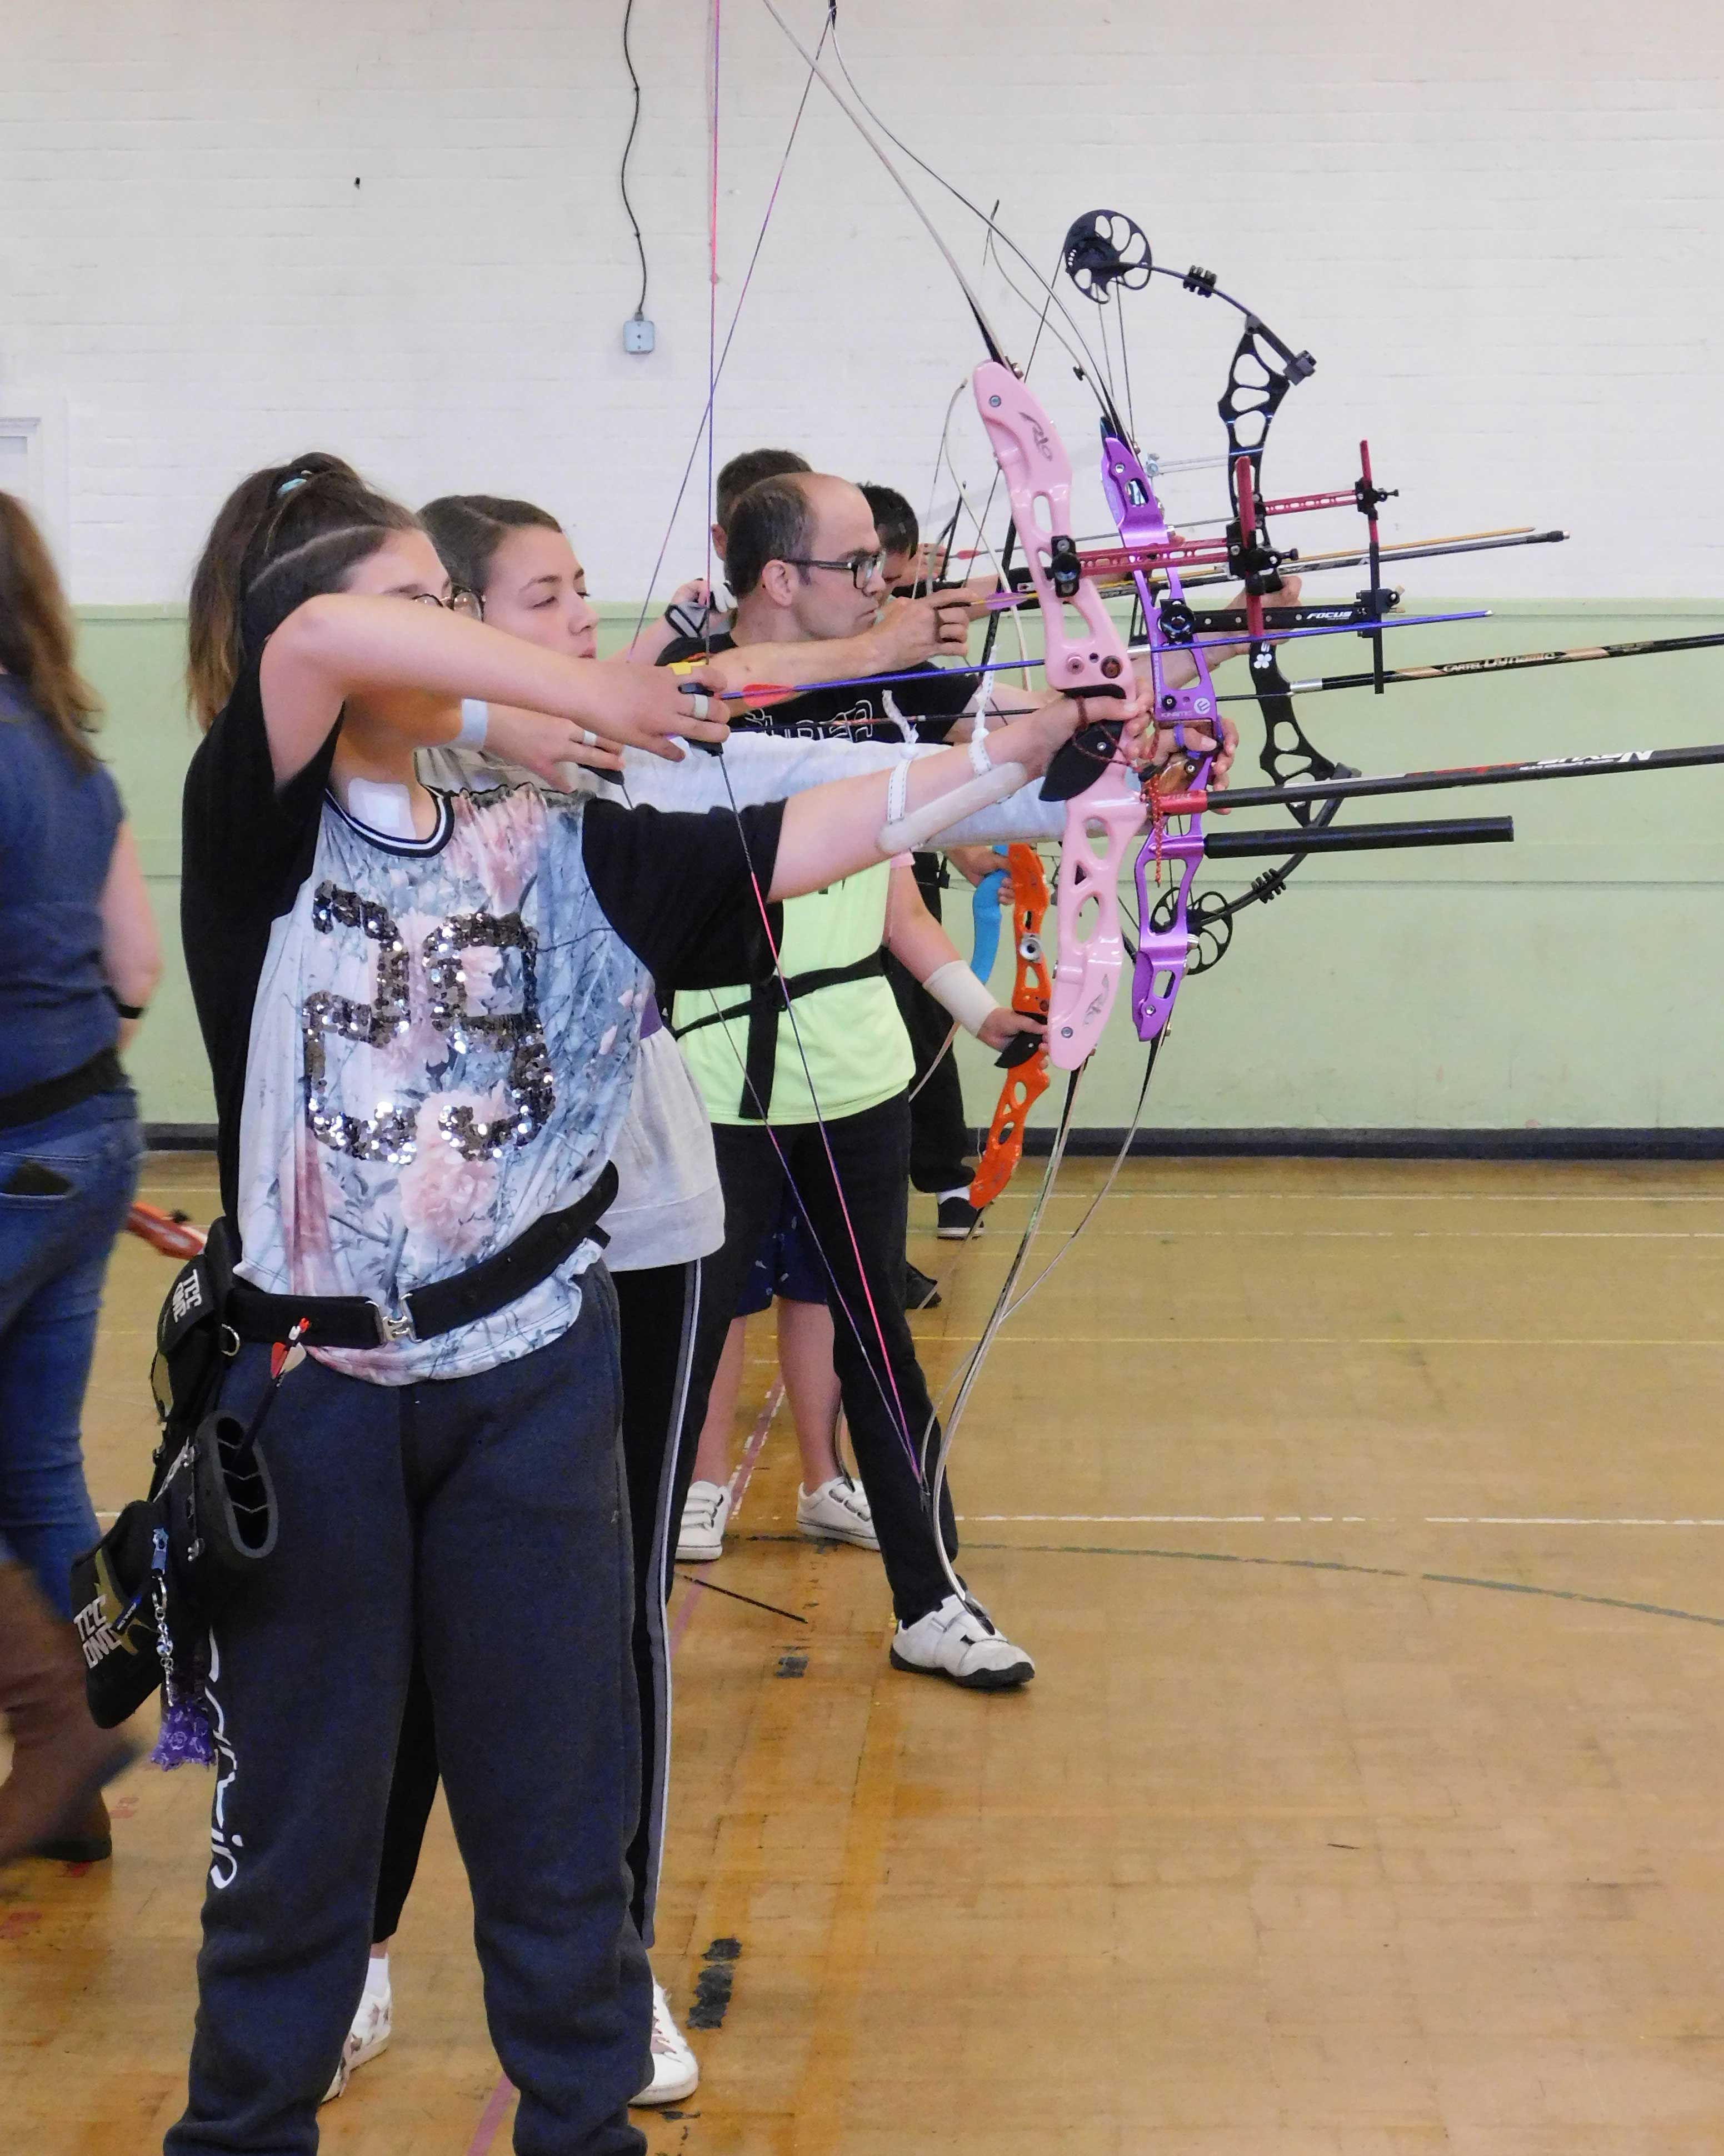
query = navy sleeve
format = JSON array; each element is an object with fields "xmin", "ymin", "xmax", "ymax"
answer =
[{"xmin": 579, "ymin": 797, "xmax": 786, "ymax": 991}]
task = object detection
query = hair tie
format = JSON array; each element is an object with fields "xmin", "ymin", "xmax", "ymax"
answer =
[{"xmin": 275, "ymin": 472, "xmax": 311, "ymax": 498}]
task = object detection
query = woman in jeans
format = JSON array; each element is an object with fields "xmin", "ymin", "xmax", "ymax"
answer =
[{"xmin": 0, "ymin": 490, "xmax": 161, "ymax": 1865}]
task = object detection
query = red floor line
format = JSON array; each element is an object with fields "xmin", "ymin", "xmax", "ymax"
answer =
[{"xmin": 468, "ymin": 1375, "xmax": 786, "ymax": 2153}]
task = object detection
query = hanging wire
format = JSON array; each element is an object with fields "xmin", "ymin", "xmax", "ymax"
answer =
[
  {"xmin": 625, "ymin": 7, "xmax": 834, "ymax": 649},
  {"xmin": 619, "ymin": 0, "xmax": 650, "ymax": 318},
  {"xmin": 683, "ymin": 0, "xmax": 928, "ymax": 1484}
]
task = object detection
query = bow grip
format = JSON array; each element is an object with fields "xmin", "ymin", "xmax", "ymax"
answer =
[
  {"xmin": 972, "ymin": 362, "xmax": 1133, "ymax": 702},
  {"xmin": 1047, "ymin": 761, "xmax": 1143, "ymax": 1069}
]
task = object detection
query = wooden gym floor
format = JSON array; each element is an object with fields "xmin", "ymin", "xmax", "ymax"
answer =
[{"xmin": 7, "ymin": 1150, "xmax": 1724, "ymax": 2154}]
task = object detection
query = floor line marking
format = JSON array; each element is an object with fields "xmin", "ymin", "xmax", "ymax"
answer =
[
  {"xmin": 669, "ymin": 1378, "xmax": 783, "ymax": 1658},
  {"xmin": 963, "ymin": 1539, "xmax": 1724, "ymax": 1630}
]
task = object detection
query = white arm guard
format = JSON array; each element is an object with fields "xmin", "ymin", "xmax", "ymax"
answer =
[{"xmin": 921, "ymin": 958, "xmax": 1001, "ymax": 1037}]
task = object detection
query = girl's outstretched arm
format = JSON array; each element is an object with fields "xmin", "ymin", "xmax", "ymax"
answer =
[
  {"xmin": 255, "ymin": 593, "xmax": 726, "ymax": 786},
  {"xmin": 769, "ymin": 698, "xmax": 1080, "ymax": 901}
]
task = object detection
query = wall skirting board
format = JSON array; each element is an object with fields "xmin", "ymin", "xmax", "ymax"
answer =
[
  {"xmin": 146, "ymin": 1124, "xmax": 1724, "ymax": 1163},
  {"xmin": 1018, "ymin": 1128, "xmax": 1724, "ymax": 1162}
]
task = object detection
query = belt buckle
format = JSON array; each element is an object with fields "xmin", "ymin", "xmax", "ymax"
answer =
[{"xmin": 373, "ymin": 1304, "xmax": 416, "ymax": 1345}]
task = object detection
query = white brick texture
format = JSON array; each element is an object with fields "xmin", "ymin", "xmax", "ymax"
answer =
[{"xmin": 1, "ymin": 0, "xmax": 1720, "ymax": 602}]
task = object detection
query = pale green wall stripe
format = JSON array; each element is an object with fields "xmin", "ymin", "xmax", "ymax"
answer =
[{"xmin": 78, "ymin": 601, "xmax": 1724, "ymax": 1133}]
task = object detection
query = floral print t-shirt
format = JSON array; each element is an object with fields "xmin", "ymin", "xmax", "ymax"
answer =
[{"xmin": 181, "ymin": 656, "xmax": 783, "ymax": 1384}]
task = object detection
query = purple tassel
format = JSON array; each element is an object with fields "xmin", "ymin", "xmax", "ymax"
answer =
[
  {"xmin": 151, "ymin": 1686, "xmax": 215, "ymax": 1769},
  {"xmin": 149, "ymin": 1620, "xmax": 215, "ymax": 1770}
]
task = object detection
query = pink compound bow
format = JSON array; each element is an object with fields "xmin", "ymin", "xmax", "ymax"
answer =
[{"xmin": 971, "ymin": 362, "xmax": 1145, "ymax": 1070}]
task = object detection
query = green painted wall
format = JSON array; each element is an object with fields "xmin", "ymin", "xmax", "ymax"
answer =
[{"xmin": 83, "ymin": 599, "xmax": 1724, "ymax": 1135}]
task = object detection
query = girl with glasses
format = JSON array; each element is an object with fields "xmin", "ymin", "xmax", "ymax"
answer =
[{"xmin": 164, "ymin": 452, "xmax": 1100, "ymax": 2156}]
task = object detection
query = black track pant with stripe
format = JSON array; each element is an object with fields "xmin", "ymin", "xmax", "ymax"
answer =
[{"xmin": 685, "ymin": 1090, "xmax": 959, "ymax": 1625}]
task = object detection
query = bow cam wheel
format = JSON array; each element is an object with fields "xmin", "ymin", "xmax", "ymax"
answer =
[{"xmin": 1062, "ymin": 211, "xmax": 1152, "ymax": 304}]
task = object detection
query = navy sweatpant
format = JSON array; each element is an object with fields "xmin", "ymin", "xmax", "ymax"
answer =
[{"xmin": 164, "ymin": 1277, "xmax": 648, "ymax": 2156}]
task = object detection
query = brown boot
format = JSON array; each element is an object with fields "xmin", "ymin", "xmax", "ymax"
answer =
[
  {"xmin": 0, "ymin": 1562, "xmax": 134, "ymax": 1865},
  {"xmin": 31, "ymin": 1792, "xmax": 114, "ymax": 1864}
]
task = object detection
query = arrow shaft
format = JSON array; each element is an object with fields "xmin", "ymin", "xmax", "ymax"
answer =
[
  {"xmin": 1176, "ymin": 526, "xmax": 1566, "ymax": 589},
  {"xmin": 1213, "ymin": 627, "xmax": 1724, "ymax": 703},
  {"xmin": 1158, "ymin": 739, "xmax": 1724, "ymax": 818}
]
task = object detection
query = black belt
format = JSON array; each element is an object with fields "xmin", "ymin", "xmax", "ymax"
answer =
[
  {"xmin": 0, "ymin": 1046, "xmax": 127, "ymax": 1132},
  {"xmin": 226, "ymin": 1162, "xmax": 618, "ymax": 1350},
  {"xmin": 671, "ymin": 953, "xmax": 885, "ymax": 1119}
]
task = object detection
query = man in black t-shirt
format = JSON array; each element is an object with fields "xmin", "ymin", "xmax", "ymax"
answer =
[
  {"xmin": 662, "ymin": 476, "xmax": 1002, "ymax": 1267},
  {"xmin": 659, "ymin": 469, "xmax": 1043, "ymax": 1690},
  {"xmin": 862, "ymin": 482, "xmax": 1007, "ymax": 1240}
]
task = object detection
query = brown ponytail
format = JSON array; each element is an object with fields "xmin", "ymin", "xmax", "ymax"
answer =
[
  {"xmin": 0, "ymin": 492, "xmax": 102, "ymax": 775},
  {"xmin": 187, "ymin": 452, "xmax": 418, "ymax": 727}
]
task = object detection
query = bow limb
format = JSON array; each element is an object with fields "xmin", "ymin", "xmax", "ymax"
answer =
[{"xmin": 968, "ymin": 844, "xmax": 1051, "ymax": 1207}]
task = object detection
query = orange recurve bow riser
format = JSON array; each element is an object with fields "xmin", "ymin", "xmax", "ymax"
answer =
[{"xmin": 969, "ymin": 845, "xmax": 1052, "ymax": 1209}]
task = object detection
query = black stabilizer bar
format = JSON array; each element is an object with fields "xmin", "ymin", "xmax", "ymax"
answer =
[{"xmin": 1202, "ymin": 816, "xmax": 1514, "ymax": 859}]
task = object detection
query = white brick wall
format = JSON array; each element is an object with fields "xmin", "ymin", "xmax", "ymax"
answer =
[{"xmin": 2, "ymin": 0, "xmax": 1721, "ymax": 603}]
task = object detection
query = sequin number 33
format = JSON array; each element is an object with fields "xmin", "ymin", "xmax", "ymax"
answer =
[{"xmin": 303, "ymin": 884, "xmax": 556, "ymax": 1164}]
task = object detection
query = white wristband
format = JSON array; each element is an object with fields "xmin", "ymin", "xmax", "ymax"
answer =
[
  {"xmin": 457, "ymin": 697, "xmax": 489, "ymax": 748},
  {"xmin": 922, "ymin": 958, "xmax": 1002, "ymax": 1037}
]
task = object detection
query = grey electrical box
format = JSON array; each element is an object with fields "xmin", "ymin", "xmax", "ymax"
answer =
[{"xmin": 623, "ymin": 314, "xmax": 656, "ymax": 354}]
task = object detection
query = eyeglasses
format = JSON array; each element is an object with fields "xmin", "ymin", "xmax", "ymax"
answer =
[
  {"xmin": 412, "ymin": 587, "xmax": 484, "ymax": 621},
  {"xmin": 782, "ymin": 552, "xmax": 884, "ymax": 592}
]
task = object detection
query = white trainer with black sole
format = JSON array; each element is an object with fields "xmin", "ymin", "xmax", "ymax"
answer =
[
  {"xmin": 677, "ymin": 1479, "xmax": 731, "ymax": 1563},
  {"xmin": 796, "ymin": 1474, "xmax": 879, "ymax": 1549},
  {"xmin": 633, "ymin": 1978, "xmax": 699, "ymax": 2106},
  {"xmin": 890, "ymin": 1592, "xmax": 1035, "ymax": 1690},
  {"xmin": 322, "ymin": 1958, "xmax": 393, "ymax": 2103}
]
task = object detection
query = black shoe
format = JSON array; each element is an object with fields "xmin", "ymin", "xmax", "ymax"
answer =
[
  {"xmin": 903, "ymin": 1262, "xmax": 942, "ymax": 1310},
  {"xmin": 936, "ymin": 1195, "xmax": 984, "ymax": 1240}
]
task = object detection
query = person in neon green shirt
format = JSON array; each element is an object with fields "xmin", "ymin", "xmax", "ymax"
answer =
[{"xmin": 664, "ymin": 472, "xmax": 1052, "ymax": 1687}]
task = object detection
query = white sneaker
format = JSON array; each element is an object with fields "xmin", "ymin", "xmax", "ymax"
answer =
[
  {"xmin": 633, "ymin": 1978, "xmax": 699, "ymax": 2105},
  {"xmin": 796, "ymin": 1474, "xmax": 880, "ymax": 1549},
  {"xmin": 677, "ymin": 1479, "xmax": 731, "ymax": 1563},
  {"xmin": 890, "ymin": 1592, "xmax": 1035, "ymax": 1690},
  {"xmin": 321, "ymin": 1959, "xmax": 393, "ymax": 2103}
]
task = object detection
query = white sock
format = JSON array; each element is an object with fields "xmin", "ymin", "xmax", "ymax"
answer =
[
  {"xmin": 364, "ymin": 1953, "xmax": 391, "ymax": 2000},
  {"xmin": 936, "ymin": 1186, "xmax": 972, "ymax": 1205}
]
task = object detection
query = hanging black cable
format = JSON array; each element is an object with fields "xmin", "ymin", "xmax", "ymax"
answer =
[{"xmin": 619, "ymin": 0, "xmax": 650, "ymax": 318}]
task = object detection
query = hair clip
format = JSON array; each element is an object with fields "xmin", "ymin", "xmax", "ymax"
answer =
[{"xmin": 275, "ymin": 472, "xmax": 311, "ymax": 497}]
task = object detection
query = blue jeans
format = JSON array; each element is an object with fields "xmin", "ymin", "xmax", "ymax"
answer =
[{"xmin": 0, "ymin": 1086, "xmax": 142, "ymax": 1617}]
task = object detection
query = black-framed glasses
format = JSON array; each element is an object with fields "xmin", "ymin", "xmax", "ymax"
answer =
[
  {"xmin": 782, "ymin": 552, "xmax": 884, "ymax": 592},
  {"xmin": 412, "ymin": 587, "xmax": 484, "ymax": 621}
]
